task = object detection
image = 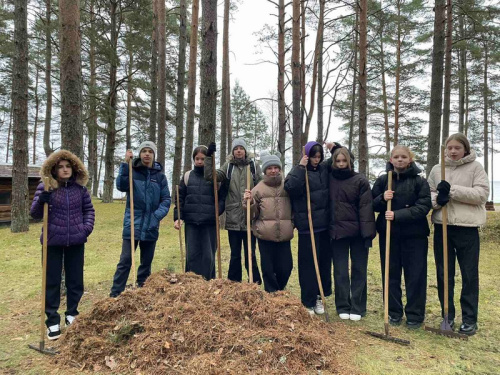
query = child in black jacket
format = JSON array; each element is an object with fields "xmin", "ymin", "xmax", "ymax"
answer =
[
  {"xmin": 372, "ymin": 145, "xmax": 432, "ymax": 329},
  {"xmin": 174, "ymin": 146, "xmax": 225, "ymax": 280}
]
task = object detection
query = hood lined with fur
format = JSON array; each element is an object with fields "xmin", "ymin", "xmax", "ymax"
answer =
[{"xmin": 40, "ymin": 150, "xmax": 89, "ymax": 189}]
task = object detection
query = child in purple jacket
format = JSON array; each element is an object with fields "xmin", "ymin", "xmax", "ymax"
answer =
[{"xmin": 30, "ymin": 150, "xmax": 95, "ymax": 341}]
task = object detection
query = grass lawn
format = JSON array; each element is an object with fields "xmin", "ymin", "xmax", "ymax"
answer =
[{"xmin": 0, "ymin": 200, "xmax": 499, "ymax": 374}]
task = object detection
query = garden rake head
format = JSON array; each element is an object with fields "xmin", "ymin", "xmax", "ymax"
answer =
[
  {"xmin": 28, "ymin": 342, "xmax": 58, "ymax": 355},
  {"xmin": 423, "ymin": 317, "xmax": 469, "ymax": 340},
  {"xmin": 366, "ymin": 323, "xmax": 411, "ymax": 346}
]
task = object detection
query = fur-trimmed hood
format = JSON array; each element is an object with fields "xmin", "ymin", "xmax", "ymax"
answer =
[{"xmin": 40, "ymin": 150, "xmax": 89, "ymax": 189}]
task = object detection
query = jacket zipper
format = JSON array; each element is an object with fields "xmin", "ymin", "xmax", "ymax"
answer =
[{"xmin": 66, "ymin": 181, "xmax": 70, "ymax": 246}]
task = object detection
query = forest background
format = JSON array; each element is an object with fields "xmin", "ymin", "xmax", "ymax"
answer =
[{"xmin": 1, "ymin": 0, "xmax": 499, "ymax": 233}]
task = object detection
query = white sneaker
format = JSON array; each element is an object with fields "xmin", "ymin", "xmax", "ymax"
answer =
[
  {"xmin": 65, "ymin": 315, "xmax": 76, "ymax": 326},
  {"xmin": 47, "ymin": 324, "xmax": 61, "ymax": 340},
  {"xmin": 306, "ymin": 307, "xmax": 315, "ymax": 316},
  {"xmin": 349, "ymin": 314, "xmax": 362, "ymax": 321},
  {"xmin": 339, "ymin": 313, "xmax": 350, "ymax": 320},
  {"xmin": 314, "ymin": 298, "xmax": 325, "ymax": 315}
]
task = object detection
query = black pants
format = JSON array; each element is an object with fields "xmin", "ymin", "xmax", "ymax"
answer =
[
  {"xmin": 379, "ymin": 234, "xmax": 428, "ymax": 323},
  {"xmin": 434, "ymin": 225, "xmax": 480, "ymax": 325},
  {"xmin": 185, "ymin": 223, "xmax": 216, "ymax": 280},
  {"xmin": 45, "ymin": 244, "xmax": 85, "ymax": 327},
  {"xmin": 332, "ymin": 237, "xmax": 368, "ymax": 315},
  {"xmin": 110, "ymin": 240, "xmax": 156, "ymax": 297},
  {"xmin": 227, "ymin": 230, "xmax": 262, "ymax": 284},
  {"xmin": 258, "ymin": 239, "xmax": 293, "ymax": 292},
  {"xmin": 298, "ymin": 231, "xmax": 332, "ymax": 308}
]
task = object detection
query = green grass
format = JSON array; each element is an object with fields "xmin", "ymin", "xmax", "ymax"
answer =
[{"xmin": 0, "ymin": 201, "xmax": 499, "ymax": 374}]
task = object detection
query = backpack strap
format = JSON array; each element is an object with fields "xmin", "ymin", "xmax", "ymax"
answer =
[
  {"xmin": 183, "ymin": 171, "xmax": 191, "ymax": 186},
  {"xmin": 226, "ymin": 160, "xmax": 256, "ymax": 186}
]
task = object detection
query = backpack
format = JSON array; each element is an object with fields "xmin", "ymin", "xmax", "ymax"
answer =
[{"xmin": 218, "ymin": 160, "xmax": 257, "ymax": 201}]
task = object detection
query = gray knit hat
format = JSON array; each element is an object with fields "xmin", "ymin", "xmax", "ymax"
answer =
[
  {"xmin": 232, "ymin": 138, "xmax": 247, "ymax": 152},
  {"xmin": 138, "ymin": 141, "xmax": 157, "ymax": 157},
  {"xmin": 260, "ymin": 151, "xmax": 282, "ymax": 172}
]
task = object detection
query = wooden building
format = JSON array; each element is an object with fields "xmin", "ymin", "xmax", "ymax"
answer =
[{"xmin": 0, "ymin": 163, "xmax": 42, "ymax": 222}]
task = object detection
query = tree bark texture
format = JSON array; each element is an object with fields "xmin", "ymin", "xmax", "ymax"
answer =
[
  {"xmin": 483, "ymin": 43, "xmax": 488, "ymax": 174},
  {"xmin": 183, "ymin": 0, "xmax": 199, "ymax": 173},
  {"xmin": 441, "ymin": 0, "xmax": 453, "ymax": 141},
  {"xmin": 157, "ymin": 0, "xmax": 166, "ymax": 166},
  {"xmin": 126, "ymin": 49, "xmax": 133, "ymax": 150},
  {"xmin": 316, "ymin": 34, "xmax": 324, "ymax": 144},
  {"xmin": 59, "ymin": 0, "xmax": 83, "ymax": 159},
  {"xmin": 458, "ymin": 11, "xmax": 466, "ymax": 133},
  {"xmin": 379, "ymin": 7, "xmax": 390, "ymax": 156},
  {"xmin": 300, "ymin": 0, "xmax": 306, "ymax": 132},
  {"xmin": 173, "ymin": 0, "xmax": 187, "ymax": 186},
  {"xmin": 426, "ymin": 0, "xmax": 446, "ymax": 176},
  {"xmin": 43, "ymin": 0, "xmax": 53, "ymax": 157},
  {"xmin": 358, "ymin": 0, "xmax": 368, "ymax": 175},
  {"xmin": 11, "ymin": 0, "xmax": 29, "ymax": 232},
  {"xmin": 292, "ymin": 0, "xmax": 301, "ymax": 164},
  {"xmin": 220, "ymin": 0, "xmax": 230, "ymax": 164},
  {"xmin": 277, "ymin": 0, "xmax": 286, "ymax": 164},
  {"xmin": 349, "ymin": 5, "xmax": 358, "ymax": 151},
  {"xmin": 198, "ymin": 0, "xmax": 217, "ymax": 146},
  {"xmin": 394, "ymin": 0, "xmax": 401, "ymax": 146},
  {"xmin": 150, "ymin": 0, "xmax": 158, "ymax": 143},
  {"xmin": 88, "ymin": 0, "xmax": 98, "ymax": 195},
  {"xmin": 33, "ymin": 62, "xmax": 40, "ymax": 164}
]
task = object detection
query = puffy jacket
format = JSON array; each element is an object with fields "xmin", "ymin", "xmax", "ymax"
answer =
[
  {"xmin": 205, "ymin": 153, "xmax": 261, "ymax": 231},
  {"xmin": 372, "ymin": 162, "xmax": 432, "ymax": 238},
  {"xmin": 284, "ymin": 141, "xmax": 329, "ymax": 234},
  {"xmin": 30, "ymin": 150, "xmax": 95, "ymax": 247},
  {"xmin": 116, "ymin": 158, "xmax": 171, "ymax": 241},
  {"xmin": 174, "ymin": 166, "xmax": 225, "ymax": 225},
  {"xmin": 428, "ymin": 149, "xmax": 489, "ymax": 227},
  {"xmin": 329, "ymin": 168, "xmax": 376, "ymax": 240},
  {"xmin": 243, "ymin": 174, "xmax": 294, "ymax": 242}
]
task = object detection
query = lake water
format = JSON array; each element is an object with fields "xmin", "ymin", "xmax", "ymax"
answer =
[{"xmin": 489, "ymin": 181, "xmax": 500, "ymax": 203}]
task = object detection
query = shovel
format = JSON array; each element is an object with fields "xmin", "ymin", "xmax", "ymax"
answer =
[
  {"xmin": 176, "ymin": 185, "xmax": 185, "ymax": 272},
  {"xmin": 212, "ymin": 154, "xmax": 222, "ymax": 278},
  {"xmin": 424, "ymin": 146, "xmax": 468, "ymax": 340},
  {"xmin": 129, "ymin": 159, "xmax": 137, "ymax": 288},
  {"xmin": 28, "ymin": 177, "xmax": 58, "ymax": 355},
  {"xmin": 246, "ymin": 166, "xmax": 253, "ymax": 283},
  {"xmin": 366, "ymin": 171, "xmax": 410, "ymax": 346}
]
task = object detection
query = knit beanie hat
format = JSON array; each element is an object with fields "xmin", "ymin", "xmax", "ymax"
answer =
[
  {"xmin": 138, "ymin": 141, "xmax": 157, "ymax": 157},
  {"xmin": 260, "ymin": 151, "xmax": 282, "ymax": 172},
  {"xmin": 232, "ymin": 138, "xmax": 247, "ymax": 152}
]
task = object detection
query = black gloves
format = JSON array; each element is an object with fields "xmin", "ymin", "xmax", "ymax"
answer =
[
  {"xmin": 437, "ymin": 180, "xmax": 451, "ymax": 195},
  {"xmin": 38, "ymin": 191, "xmax": 52, "ymax": 204},
  {"xmin": 207, "ymin": 142, "xmax": 216, "ymax": 157},
  {"xmin": 436, "ymin": 192, "xmax": 450, "ymax": 207}
]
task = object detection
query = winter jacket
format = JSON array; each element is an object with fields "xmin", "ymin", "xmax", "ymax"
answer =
[
  {"xmin": 205, "ymin": 153, "xmax": 262, "ymax": 231},
  {"xmin": 284, "ymin": 141, "xmax": 329, "ymax": 234},
  {"xmin": 329, "ymin": 168, "xmax": 376, "ymax": 240},
  {"xmin": 372, "ymin": 162, "xmax": 432, "ymax": 238},
  {"xmin": 174, "ymin": 166, "xmax": 225, "ymax": 225},
  {"xmin": 30, "ymin": 150, "xmax": 95, "ymax": 247},
  {"xmin": 428, "ymin": 149, "xmax": 489, "ymax": 227},
  {"xmin": 116, "ymin": 158, "xmax": 171, "ymax": 241},
  {"xmin": 243, "ymin": 174, "xmax": 294, "ymax": 242}
]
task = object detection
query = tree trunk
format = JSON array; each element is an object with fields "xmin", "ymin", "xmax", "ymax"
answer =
[
  {"xmin": 59, "ymin": 0, "xmax": 83, "ymax": 159},
  {"xmin": 33, "ymin": 62, "xmax": 40, "ymax": 164},
  {"xmin": 277, "ymin": 0, "xmax": 286, "ymax": 164},
  {"xmin": 292, "ymin": 0, "xmax": 301, "ymax": 164},
  {"xmin": 458, "ymin": 10, "xmax": 465, "ymax": 133},
  {"xmin": 172, "ymin": 0, "xmax": 187, "ymax": 186},
  {"xmin": 43, "ymin": 0, "xmax": 53, "ymax": 157},
  {"xmin": 102, "ymin": 0, "xmax": 119, "ymax": 203},
  {"xmin": 157, "ymin": 0, "xmax": 166, "ymax": 166},
  {"xmin": 483, "ymin": 43, "xmax": 488, "ymax": 175},
  {"xmin": 464, "ymin": 64, "xmax": 469, "ymax": 136},
  {"xmin": 183, "ymin": 0, "xmax": 199, "ymax": 173},
  {"xmin": 300, "ymin": 0, "xmax": 306, "ymax": 134},
  {"xmin": 220, "ymin": 0, "xmax": 230, "ymax": 164},
  {"xmin": 150, "ymin": 0, "xmax": 158, "ymax": 143},
  {"xmin": 379, "ymin": 6, "xmax": 390, "ymax": 156},
  {"xmin": 425, "ymin": 0, "xmax": 446, "ymax": 176},
  {"xmin": 441, "ymin": 0, "xmax": 453, "ymax": 141},
  {"xmin": 358, "ymin": 0, "xmax": 368, "ymax": 175},
  {"xmin": 316, "ymin": 35, "xmax": 324, "ymax": 144},
  {"xmin": 394, "ymin": 0, "xmax": 401, "ymax": 146},
  {"xmin": 5, "ymin": 104, "xmax": 13, "ymax": 162},
  {"xmin": 97, "ymin": 135, "xmax": 106, "ymax": 197},
  {"xmin": 87, "ymin": 0, "xmax": 98, "ymax": 195},
  {"xmin": 302, "ymin": 0, "xmax": 324, "ymax": 146},
  {"xmin": 126, "ymin": 49, "xmax": 133, "ymax": 150},
  {"xmin": 11, "ymin": 0, "xmax": 29, "ymax": 233},
  {"xmin": 348, "ymin": 5, "xmax": 358, "ymax": 151},
  {"xmin": 198, "ymin": 0, "xmax": 217, "ymax": 146}
]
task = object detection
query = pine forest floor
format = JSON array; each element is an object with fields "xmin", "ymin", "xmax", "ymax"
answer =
[{"xmin": 0, "ymin": 200, "xmax": 499, "ymax": 374}]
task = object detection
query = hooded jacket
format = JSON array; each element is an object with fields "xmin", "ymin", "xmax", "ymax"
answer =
[
  {"xmin": 243, "ymin": 174, "xmax": 294, "ymax": 242},
  {"xmin": 372, "ymin": 162, "xmax": 432, "ymax": 238},
  {"xmin": 30, "ymin": 150, "xmax": 95, "ymax": 247},
  {"xmin": 174, "ymin": 166, "xmax": 225, "ymax": 225},
  {"xmin": 428, "ymin": 149, "xmax": 489, "ymax": 227},
  {"xmin": 116, "ymin": 158, "xmax": 171, "ymax": 241},
  {"xmin": 284, "ymin": 141, "xmax": 329, "ymax": 234},
  {"xmin": 329, "ymin": 168, "xmax": 376, "ymax": 240},
  {"xmin": 204, "ymin": 153, "xmax": 262, "ymax": 231}
]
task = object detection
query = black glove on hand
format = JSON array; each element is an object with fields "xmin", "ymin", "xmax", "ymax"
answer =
[
  {"xmin": 436, "ymin": 192, "xmax": 450, "ymax": 207},
  {"xmin": 437, "ymin": 180, "xmax": 451, "ymax": 195},
  {"xmin": 364, "ymin": 238, "xmax": 373, "ymax": 249},
  {"xmin": 207, "ymin": 142, "xmax": 216, "ymax": 157},
  {"xmin": 38, "ymin": 191, "xmax": 52, "ymax": 204}
]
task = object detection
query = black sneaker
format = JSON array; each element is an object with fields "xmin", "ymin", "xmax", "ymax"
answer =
[
  {"xmin": 406, "ymin": 321, "xmax": 422, "ymax": 330},
  {"xmin": 459, "ymin": 322, "xmax": 477, "ymax": 336},
  {"xmin": 47, "ymin": 324, "xmax": 61, "ymax": 341},
  {"xmin": 389, "ymin": 316, "xmax": 402, "ymax": 326},
  {"xmin": 65, "ymin": 315, "xmax": 76, "ymax": 327}
]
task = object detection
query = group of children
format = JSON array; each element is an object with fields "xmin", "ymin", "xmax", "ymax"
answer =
[{"xmin": 30, "ymin": 133, "xmax": 488, "ymax": 341}]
